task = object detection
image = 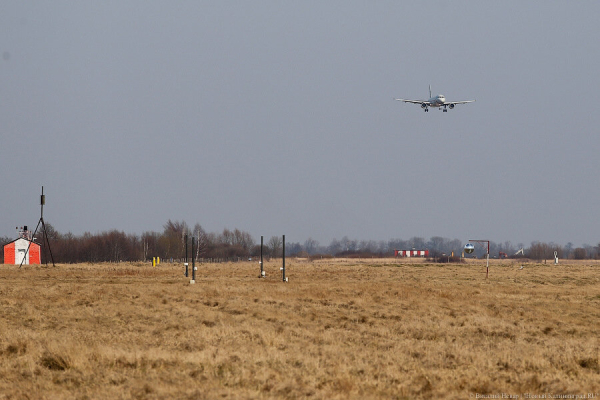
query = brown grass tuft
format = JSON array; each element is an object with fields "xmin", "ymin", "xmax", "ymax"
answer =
[{"xmin": 40, "ymin": 351, "xmax": 70, "ymax": 371}]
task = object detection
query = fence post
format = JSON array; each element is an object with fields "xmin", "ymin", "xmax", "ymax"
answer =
[
  {"xmin": 282, "ymin": 234, "xmax": 287, "ymax": 282},
  {"xmin": 184, "ymin": 234, "xmax": 189, "ymax": 277},
  {"xmin": 191, "ymin": 237, "xmax": 196, "ymax": 284}
]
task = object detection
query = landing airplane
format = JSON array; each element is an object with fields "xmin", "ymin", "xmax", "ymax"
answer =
[{"xmin": 394, "ymin": 85, "xmax": 475, "ymax": 112}]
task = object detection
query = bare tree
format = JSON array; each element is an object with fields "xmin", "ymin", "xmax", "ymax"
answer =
[
  {"xmin": 340, "ymin": 236, "xmax": 357, "ymax": 252},
  {"xmin": 268, "ymin": 236, "xmax": 282, "ymax": 258},
  {"xmin": 564, "ymin": 242, "xmax": 574, "ymax": 259},
  {"xmin": 162, "ymin": 220, "xmax": 189, "ymax": 259},
  {"xmin": 193, "ymin": 223, "xmax": 209, "ymax": 259},
  {"xmin": 220, "ymin": 228, "xmax": 234, "ymax": 245},
  {"xmin": 528, "ymin": 241, "xmax": 562, "ymax": 261},
  {"xmin": 573, "ymin": 247, "xmax": 587, "ymax": 260},
  {"xmin": 327, "ymin": 238, "xmax": 342, "ymax": 255},
  {"xmin": 387, "ymin": 238, "xmax": 409, "ymax": 253},
  {"xmin": 163, "ymin": 220, "xmax": 189, "ymax": 236},
  {"xmin": 427, "ymin": 236, "xmax": 445, "ymax": 256},
  {"xmin": 408, "ymin": 237, "xmax": 426, "ymax": 249},
  {"xmin": 304, "ymin": 237, "xmax": 319, "ymax": 255}
]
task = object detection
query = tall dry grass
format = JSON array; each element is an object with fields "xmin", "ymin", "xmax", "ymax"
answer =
[{"xmin": 0, "ymin": 259, "xmax": 598, "ymax": 399}]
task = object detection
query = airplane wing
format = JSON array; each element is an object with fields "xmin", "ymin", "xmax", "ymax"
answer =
[
  {"xmin": 394, "ymin": 98, "xmax": 429, "ymax": 104},
  {"xmin": 444, "ymin": 100, "xmax": 476, "ymax": 105}
]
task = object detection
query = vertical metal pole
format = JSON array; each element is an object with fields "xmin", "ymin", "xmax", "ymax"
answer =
[
  {"xmin": 40, "ymin": 186, "xmax": 45, "ymax": 219},
  {"xmin": 40, "ymin": 218, "xmax": 55, "ymax": 267},
  {"xmin": 40, "ymin": 186, "xmax": 50, "ymax": 265},
  {"xmin": 486, "ymin": 241, "xmax": 490, "ymax": 279},
  {"xmin": 21, "ymin": 186, "xmax": 54, "ymax": 268},
  {"xmin": 260, "ymin": 235, "xmax": 264, "ymax": 277},
  {"xmin": 184, "ymin": 233, "xmax": 188, "ymax": 277},
  {"xmin": 192, "ymin": 236, "xmax": 196, "ymax": 282},
  {"xmin": 282, "ymin": 234, "xmax": 286, "ymax": 282},
  {"xmin": 470, "ymin": 240, "xmax": 491, "ymax": 279},
  {"xmin": 20, "ymin": 219, "xmax": 41, "ymax": 269}
]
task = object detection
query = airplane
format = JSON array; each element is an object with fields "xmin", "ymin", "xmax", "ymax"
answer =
[{"xmin": 394, "ymin": 85, "xmax": 475, "ymax": 112}]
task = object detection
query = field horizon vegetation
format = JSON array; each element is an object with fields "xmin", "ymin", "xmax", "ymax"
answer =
[
  {"xmin": 1, "ymin": 258, "xmax": 599, "ymax": 399},
  {"xmin": 3, "ymin": 220, "xmax": 600, "ymax": 265}
]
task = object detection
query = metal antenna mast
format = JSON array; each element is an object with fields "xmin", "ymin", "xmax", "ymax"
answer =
[{"xmin": 20, "ymin": 186, "xmax": 55, "ymax": 268}]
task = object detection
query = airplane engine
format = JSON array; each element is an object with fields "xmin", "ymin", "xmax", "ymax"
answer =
[
  {"xmin": 449, "ymin": 104, "xmax": 455, "ymax": 109},
  {"xmin": 421, "ymin": 103, "xmax": 427, "ymax": 109}
]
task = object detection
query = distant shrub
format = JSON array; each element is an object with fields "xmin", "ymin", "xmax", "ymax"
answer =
[
  {"xmin": 334, "ymin": 251, "xmax": 386, "ymax": 259},
  {"xmin": 573, "ymin": 248, "xmax": 587, "ymax": 260},
  {"xmin": 309, "ymin": 254, "xmax": 334, "ymax": 261},
  {"xmin": 432, "ymin": 256, "xmax": 464, "ymax": 264}
]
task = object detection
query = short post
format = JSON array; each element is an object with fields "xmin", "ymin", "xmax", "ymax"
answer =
[
  {"xmin": 467, "ymin": 240, "xmax": 490, "ymax": 279},
  {"xmin": 260, "ymin": 235, "xmax": 265, "ymax": 278},
  {"xmin": 191, "ymin": 237, "xmax": 196, "ymax": 284},
  {"xmin": 282, "ymin": 234, "xmax": 287, "ymax": 282},
  {"xmin": 184, "ymin": 233, "xmax": 189, "ymax": 277},
  {"xmin": 554, "ymin": 251, "xmax": 558, "ymax": 265}
]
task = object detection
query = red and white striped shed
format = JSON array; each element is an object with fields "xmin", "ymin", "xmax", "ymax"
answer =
[
  {"xmin": 3, "ymin": 236, "xmax": 41, "ymax": 265},
  {"xmin": 394, "ymin": 249, "xmax": 429, "ymax": 258}
]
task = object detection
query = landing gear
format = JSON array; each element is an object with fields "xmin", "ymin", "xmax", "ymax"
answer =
[
  {"xmin": 424, "ymin": 108, "xmax": 429, "ymax": 112},
  {"xmin": 443, "ymin": 106, "xmax": 448, "ymax": 112}
]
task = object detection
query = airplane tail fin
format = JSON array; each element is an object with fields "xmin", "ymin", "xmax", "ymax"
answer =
[{"xmin": 429, "ymin": 85, "xmax": 432, "ymax": 99}]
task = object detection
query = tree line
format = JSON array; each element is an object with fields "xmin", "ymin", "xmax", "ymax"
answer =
[
  {"xmin": 0, "ymin": 220, "xmax": 256, "ymax": 264},
  {"xmin": 1, "ymin": 221, "xmax": 599, "ymax": 263},
  {"xmin": 288, "ymin": 237, "xmax": 600, "ymax": 261}
]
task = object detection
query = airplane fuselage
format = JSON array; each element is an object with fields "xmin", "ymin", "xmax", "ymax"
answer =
[
  {"xmin": 428, "ymin": 95, "xmax": 446, "ymax": 107},
  {"xmin": 421, "ymin": 94, "xmax": 453, "ymax": 112},
  {"xmin": 395, "ymin": 86, "xmax": 474, "ymax": 112}
]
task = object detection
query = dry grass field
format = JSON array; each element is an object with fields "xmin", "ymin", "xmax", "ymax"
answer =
[{"xmin": 1, "ymin": 259, "xmax": 599, "ymax": 399}]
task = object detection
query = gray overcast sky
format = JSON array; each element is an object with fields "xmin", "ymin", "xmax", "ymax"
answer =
[{"xmin": 1, "ymin": 2, "xmax": 599, "ymax": 247}]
